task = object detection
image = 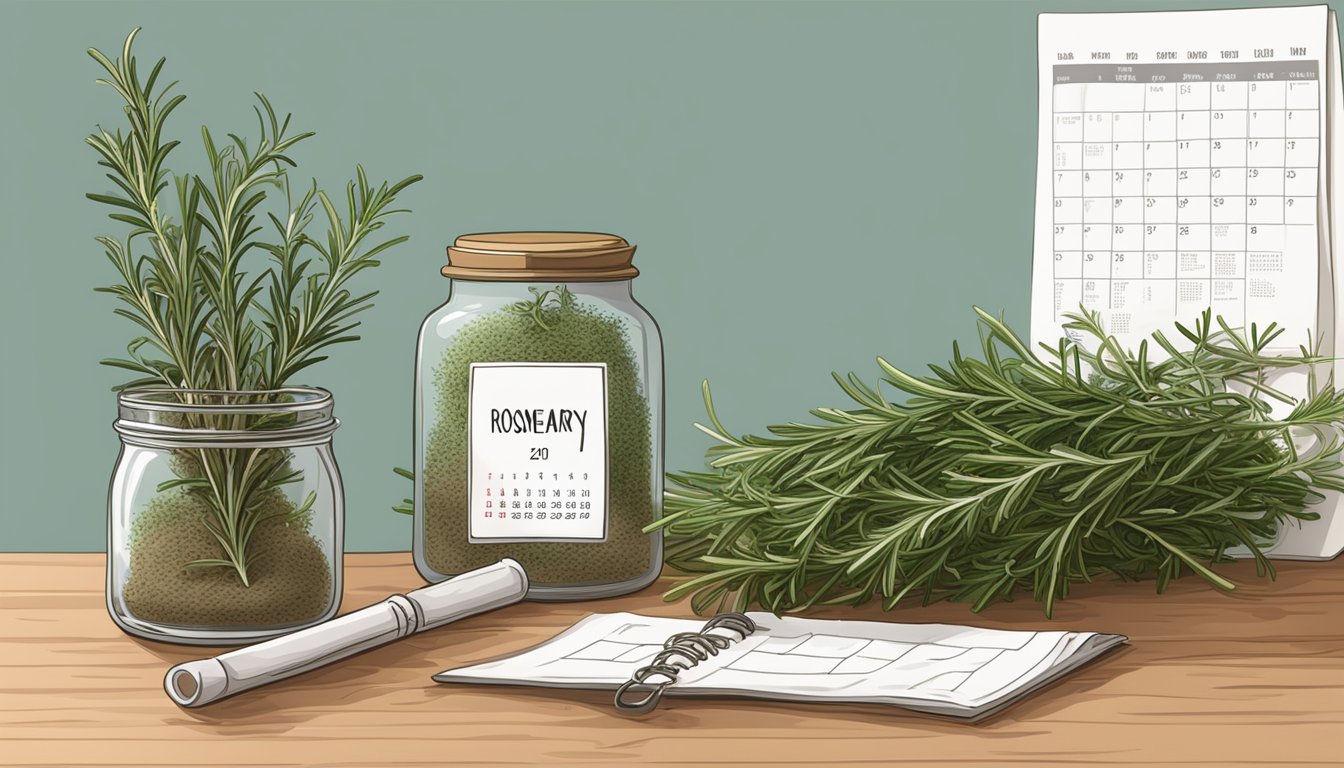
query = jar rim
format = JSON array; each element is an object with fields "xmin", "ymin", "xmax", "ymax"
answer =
[
  {"xmin": 117, "ymin": 386, "xmax": 333, "ymax": 414},
  {"xmin": 114, "ymin": 387, "xmax": 338, "ymax": 447}
]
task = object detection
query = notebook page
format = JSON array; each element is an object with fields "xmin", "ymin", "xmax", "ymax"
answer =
[
  {"xmin": 432, "ymin": 613, "xmax": 745, "ymax": 689},
  {"xmin": 678, "ymin": 614, "xmax": 1124, "ymax": 712},
  {"xmin": 1032, "ymin": 6, "xmax": 1328, "ymax": 356}
]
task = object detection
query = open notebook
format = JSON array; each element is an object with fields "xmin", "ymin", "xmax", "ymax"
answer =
[{"xmin": 434, "ymin": 612, "xmax": 1126, "ymax": 720}]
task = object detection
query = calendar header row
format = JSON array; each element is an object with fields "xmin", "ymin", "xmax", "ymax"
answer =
[{"xmin": 1054, "ymin": 61, "xmax": 1317, "ymax": 84}]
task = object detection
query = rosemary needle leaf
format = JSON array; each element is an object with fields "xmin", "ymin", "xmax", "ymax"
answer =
[{"xmin": 654, "ymin": 306, "xmax": 1343, "ymax": 616}]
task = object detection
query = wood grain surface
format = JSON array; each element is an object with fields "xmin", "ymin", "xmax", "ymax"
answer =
[{"xmin": 1, "ymin": 552, "xmax": 1341, "ymax": 767}]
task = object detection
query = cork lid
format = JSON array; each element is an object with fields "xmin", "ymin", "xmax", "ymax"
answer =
[{"xmin": 443, "ymin": 232, "xmax": 638, "ymax": 281}]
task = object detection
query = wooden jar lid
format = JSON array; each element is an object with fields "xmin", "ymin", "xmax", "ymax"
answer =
[{"xmin": 443, "ymin": 232, "xmax": 638, "ymax": 281}]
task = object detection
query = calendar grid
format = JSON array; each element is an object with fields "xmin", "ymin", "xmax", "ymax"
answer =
[
  {"xmin": 1051, "ymin": 60, "xmax": 1319, "ymax": 343},
  {"xmin": 1280, "ymin": 83, "xmax": 1290, "ymax": 323},
  {"xmin": 1245, "ymin": 81, "xmax": 1250, "ymax": 315}
]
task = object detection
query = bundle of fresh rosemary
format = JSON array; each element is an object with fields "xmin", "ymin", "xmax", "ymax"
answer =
[{"xmin": 655, "ymin": 308, "xmax": 1344, "ymax": 617}]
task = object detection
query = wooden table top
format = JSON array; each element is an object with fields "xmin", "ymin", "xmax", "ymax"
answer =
[{"xmin": 2, "ymin": 552, "xmax": 1342, "ymax": 767}]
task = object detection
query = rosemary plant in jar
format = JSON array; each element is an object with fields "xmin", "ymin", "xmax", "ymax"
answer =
[
  {"xmin": 89, "ymin": 30, "xmax": 420, "ymax": 643},
  {"xmin": 408, "ymin": 232, "xmax": 664, "ymax": 599}
]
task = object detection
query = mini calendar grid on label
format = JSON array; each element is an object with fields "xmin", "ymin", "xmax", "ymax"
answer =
[{"xmin": 467, "ymin": 362, "xmax": 610, "ymax": 544}]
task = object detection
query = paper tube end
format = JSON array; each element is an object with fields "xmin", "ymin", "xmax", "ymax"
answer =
[
  {"xmin": 165, "ymin": 658, "xmax": 229, "ymax": 708},
  {"xmin": 499, "ymin": 558, "xmax": 529, "ymax": 596}
]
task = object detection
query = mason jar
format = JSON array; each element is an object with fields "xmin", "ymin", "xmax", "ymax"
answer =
[
  {"xmin": 107, "ymin": 388, "xmax": 343, "ymax": 645},
  {"xmin": 414, "ymin": 232, "xmax": 664, "ymax": 599}
]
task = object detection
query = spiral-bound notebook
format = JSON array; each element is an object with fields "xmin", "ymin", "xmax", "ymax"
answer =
[{"xmin": 434, "ymin": 612, "xmax": 1126, "ymax": 720}]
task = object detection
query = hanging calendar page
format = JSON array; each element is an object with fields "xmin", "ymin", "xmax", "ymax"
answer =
[
  {"xmin": 1033, "ymin": 4, "xmax": 1330, "ymax": 354},
  {"xmin": 1032, "ymin": 5, "xmax": 1344, "ymax": 560}
]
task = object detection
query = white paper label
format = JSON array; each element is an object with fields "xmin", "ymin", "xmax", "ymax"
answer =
[{"xmin": 468, "ymin": 362, "xmax": 608, "ymax": 542}]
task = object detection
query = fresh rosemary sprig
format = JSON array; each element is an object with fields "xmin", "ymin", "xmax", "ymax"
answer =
[
  {"xmin": 501, "ymin": 285, "xmax": 576, "ymax": 331},
  {"xmin": 89, "ymin": 30, "xmax": 420, "ymax": 392},
  {"xmin": 88, "ymin": 29, "xmax": 421, "ymax": 584},
  {"xmin": 654, "ymin": 307, "xmax": 1344, "ymax": 617}
]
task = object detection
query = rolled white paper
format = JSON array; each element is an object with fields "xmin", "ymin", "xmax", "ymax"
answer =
[{"xmin": 164, "ymin": 558, "xmax": 529, "ymax": 707}]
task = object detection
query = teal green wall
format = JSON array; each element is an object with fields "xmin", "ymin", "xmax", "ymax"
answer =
[{"xmin": 0, "ymin": 0, "xmax": 1329, "ymax": 551}]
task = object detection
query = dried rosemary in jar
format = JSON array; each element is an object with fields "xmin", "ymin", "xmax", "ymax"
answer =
[{"xmin": 413, "ymin": 233, "xmax": 664, "ymax": 599}]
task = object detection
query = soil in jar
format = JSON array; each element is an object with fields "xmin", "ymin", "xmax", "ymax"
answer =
[
  {"xmin": 422, "ymin": 289, "xmax": 656, "ymax": 585},
  {"xmin": 121, "ymin": 487, "xmax": 332, "ymax": 627}
]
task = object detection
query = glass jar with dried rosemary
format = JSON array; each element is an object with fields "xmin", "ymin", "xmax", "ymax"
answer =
[{"xmin": 412, "ymin": 232, "xmax": 664, "ymax": 599}]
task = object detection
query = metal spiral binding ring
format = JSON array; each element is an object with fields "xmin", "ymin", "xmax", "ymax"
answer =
[{"xmin": 613, "ymin": 612, "xmax": 757, "ymax": 715}]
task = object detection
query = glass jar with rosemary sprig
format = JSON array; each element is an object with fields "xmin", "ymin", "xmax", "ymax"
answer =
[
  {"xmin": 108, "ymin": 388, "xmax": 342, "ymax": 644},
  {"xmin": 87, "ymin": 30, "xmax": 420, "ymax": 643},
  {"xmin": 409, "ymin": 232, "xmax": 664, "ymax": 599}
]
